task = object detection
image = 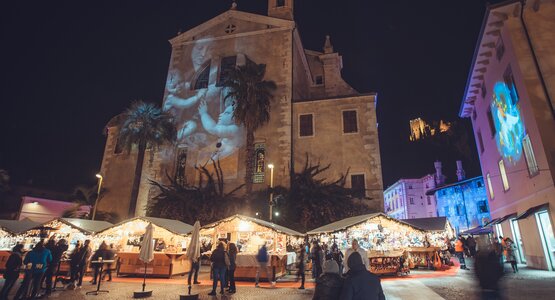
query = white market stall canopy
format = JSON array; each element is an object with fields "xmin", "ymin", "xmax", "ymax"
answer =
[
  {"xmin": 401, "ymin": 217, "xmax": 453, "ymax": 233},
  {"xmin": 306, "ymin": 213, "xmax": 425, "ymax": 235},
  {"xmin": 0, "ymin": 218, "xmax": 41, "ymax": 236},
  {"xmin": 23, "ymin": 218, "xmax": 113, "ymax": 236},
  {"xmin": 202, "ymin": 214, "xmax": 304, "ymax": 237}
]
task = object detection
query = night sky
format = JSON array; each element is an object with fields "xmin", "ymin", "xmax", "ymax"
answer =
[{"xmin": 0, "ymin": 0, "xmax": 504, "ymax": 193}]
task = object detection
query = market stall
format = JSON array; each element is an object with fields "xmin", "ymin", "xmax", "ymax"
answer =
[
  {"xmin": 401, "ymin": 217, "xmax": 455, "ymax": 269},
  {"xmin": 200, "ymin": 215, "xmax": 304, "ymax": 280},
  {"xmin": 0, "ymin": 218, "xmax": 41, "ymax": 271},
  {"xmin": 307, "ymin": 213, "xmax": 429, "ymax": 274},
  {"xmin": 93, "ymin": 216, "xmax": 193, "ymax": 278}
]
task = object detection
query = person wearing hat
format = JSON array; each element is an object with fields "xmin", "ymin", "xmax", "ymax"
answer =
[
  {"xmin": 340, "ymin": 252, "xmax": 385, "ymax": 300},
  {"xmin": 313, "ymin": 260, "xmax": 343, "ymax": 300}
]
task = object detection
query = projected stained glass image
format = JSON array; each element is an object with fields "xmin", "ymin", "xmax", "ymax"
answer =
[{"xmin": 491, "ymin": 81, "xmax": 525, "ymax": 163}]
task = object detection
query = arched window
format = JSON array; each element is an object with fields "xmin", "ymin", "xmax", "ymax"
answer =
[{"xmin": 193, "ymin": 63, "xmax": 210, "ymax": 90}]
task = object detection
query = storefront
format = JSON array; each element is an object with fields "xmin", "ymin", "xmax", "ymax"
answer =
[
  {"xmin": 200, "ymin": 215, "xmax": 303, "ymax": 280},
  {"xmin": 94, "ymin": 216, "xmax": 193, "ymax": 278}
]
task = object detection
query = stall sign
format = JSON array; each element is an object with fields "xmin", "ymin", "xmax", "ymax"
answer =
[{"xmin": 136, "ymin": 267, "xmax": 153, "ymax": 274}]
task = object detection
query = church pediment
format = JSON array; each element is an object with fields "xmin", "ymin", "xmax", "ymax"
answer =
[{"xmin": 170, "ymin": 10, "xmax": 294, "ymax": 46}]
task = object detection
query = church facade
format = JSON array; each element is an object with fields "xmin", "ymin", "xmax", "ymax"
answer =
[{"xmin": 98, "ymin": 0, "xmax": 383, "ymax": 220}]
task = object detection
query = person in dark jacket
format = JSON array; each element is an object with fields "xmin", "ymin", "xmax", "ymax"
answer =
[
  {"xmin": 475, "ymin": 241, "xmax": 504, "ymax": 300},
  {"xmin": 297, "ymin": 243, "xmax": 307, "ymax": 290},
  {"xmin": 227, "ymin": 243, "xmax": 238, "ymax": 293},
  {"xmin": 101, "ymin": 243, "xmax": 116, "ymax": 281},
  {"xmin": 43, "ymin": 238, "xmax": 68, "ymax": 296},
  {"xmin": 14, "ymin": 240, "xmax": 52, "ymax": 300},
  {"xmin": 311, "ymin": 242, "xmax": 323, "ymax": 279},
  {"xmin": 77, "ymin": 240, "xmax": 91, "ymax": 287},
  {"xmin": 313, "ymin": 260, "xmax": 343, "ymax": 300},
  {"xmin": 330, "ymin": 243, "xmax": 344, "ymax": 275},
  {"xmin": 0, "ymin": 244, "xmax": 24, "ymax": 300},
  {"xmin": 208, "ymin": 242, "xmax": 227, "ymax": 296},
  {"xmin": 255, "ymin": 244, "xmax": 273, "ymax": 287},
  {"xmin": 90, "ymin": 241, "xmax": 110, "ymax": 285},
  {"xmin": 68, "ymin": 240, "xmax": 82, "ymax": 289},
  {"xmin": 340, "ymin": 252, "xmax": 385, "ymax": 300}
]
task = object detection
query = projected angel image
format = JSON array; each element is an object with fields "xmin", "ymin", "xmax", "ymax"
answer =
[
  {"xmin": 163, "ymin": 37, "xmax": 246, "ymax": 164},
  {"xmin": 491, "ymin": 81, "xmax": 525, "ymax": 163}
]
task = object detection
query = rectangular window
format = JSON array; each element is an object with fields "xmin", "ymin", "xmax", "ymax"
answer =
[
  {"xmin": 252, "ymin": 143, "xmax": 265, "ymax": 184},
  {"xmin": 351, "ymin": 174, "xmax": 366, "ymax": 198},
  {"xmin": 409, "ymin": 198, "xmax": 414, "ymax": 205},
  {"xmin": 499, "ymin": 160, "xmax": 510, "ymax": 191},
  {"xmin": 478, "ymin": 200, "xmax": 489, "ymax": 213},
  {"xmin": 342, "ymin": 110, "xmax": 358, "ymax": 133},
  {"xmin": 472, "ymin": 109, "xmax": 477, "ymax": 121},
  {"xmin": 427, "ymin": 197, "xmax": 431, "ymax": 205},
  {"xmin": 496, "ymin": 36, "xmax": 505, "ymax": 61},
  {"xmin": 299, "ymin": 114, "xmax": 314, "ymax": 137},
  {"xmin": 503, "ymin": 66, "xmax": 519, "ymax": 105},
  {"xmin": 487, "ymin": 173, "xmax": 494, "ymax": 200},
  {"xmin": 477, "ymin": 131, "xmax": 485, "ymax": 153},
  {"xmin": 481, "ymin": 82, "xmax": 487, "ymax": 99},
  {"xmin": 276, "ymin": 0, "xmax": 285, "ymax": 7},
  {"xmin": 315, "ymin": 75, "xmax": 323, "ymax": 85},
  {"xmin": 523, "ymin": 134, "xmax": 539, "ymax": 177},
  {"xmin": 217, "ymin": 56, "xmax": 237, "ymax": 86},
  {"xmin": 455, "ymin": 205, "xmax": 460, "ymax": 216},
  {"xmin": 487, "ymin": 109, "xmax": 496, "ymax": 137}
]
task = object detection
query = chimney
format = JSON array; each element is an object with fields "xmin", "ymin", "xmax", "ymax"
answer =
[
  {"xmin": 456, "ymin": 160, "xmax": 466, "ymax": 181},
  {"xmin": 434, "ymin": 161, "xmax": 446, "ymax": 186}
]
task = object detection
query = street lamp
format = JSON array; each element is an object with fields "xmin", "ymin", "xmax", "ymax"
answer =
[
  {"xmin": 92, "ymin": 174, "xmax": 103, "ymax": 220},
  {"xmin": 268, "ymin": 163, "xmax": 274, "ymax": 222}
]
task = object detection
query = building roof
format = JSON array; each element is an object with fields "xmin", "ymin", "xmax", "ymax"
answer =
[
  {"xmin": 400, "ymin": 217, "xmax": 448, "ymax": 232},
  {"xmin": 61, "ymin": 218, "xmax": 113, "ymax": 234},
  {"xmin": 97, "ymin": 216, "xmax": 194, "ymax": 236},
  {"xmin": 202, "ymin": 214, "xmax": 304, "ymax": 237},
  {"xmin": 425, "ymin": 176, "xmax": 483, "ymax": 196},
  {"xmin": 0, "ymin": 218, "xmax": 41, "ymax": 235},
  {"xmin": 306, "ymin": 213, "xmax": 425, "ymax": 235}
]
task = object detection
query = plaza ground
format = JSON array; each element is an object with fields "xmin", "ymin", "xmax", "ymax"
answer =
[{"xmin": 2, "ymin": 259, "xmax": 554, "ymax": 299}]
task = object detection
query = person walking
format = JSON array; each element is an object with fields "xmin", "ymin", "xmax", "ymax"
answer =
[
  {"xmin": 340, "ymin": 252, "xmax": 385, "ymax": 300},
  {"xmin": 43, "ymin": 238, "xmax": 68, "ymax": 296},
  {"xmin": 67, "ymin": 241, "xmax": 82, "ymax": 289},
  {"xmin": 254, "ymin": 244, "xmax": 274, "ymax": 287},
  {"xmin": 227, "ymin": 243, "xmax": 238, "ymax": 293},
  {"xmin": 467, "ymin": 235, "xmax": 477, "ymax": 257},
  {"xmin": 208, "ymin": 242, "xmax": 227, "ymax": 296},
  {"xmin": 101, "ymin": 243, "xmax": 116, "ymax": 281},
  {"xmin": 330, "ymin": 243, "xmax": 344, "ymax": 275},
  {"xmin": 14, "ymin": 240, "xmax": 52, "ymax": 300},
  {"xmin": 90, "ymin": 241, "xmax": 109, "ymax": 285},
  {"xmin": 343, "ymin": 239, "xmax": 368, "ymax": 274},
  {"xmin": 311, "ymin": 241, "xmax": 323, "ymax": 279},
  {"xmin": 296, "ymin": 243, "xmax": 307, "ymax": 290},
  {"xmin": 475, "ymin": 240, "xmax": 504, "ymax": 300},
  {"xmin": 455, "ymin": 236, "xmax": 468, "ymax": 270},
  {"xmin": 187, "ymin": 254, "xmax": 201, "ymax": 285},
  {"xmin": 76, "ymin": 240, "xmax": 92, "ymax": 288},
  {"xmin": 313, "ymin": 260, "xmax": 344, "ymax": 300},
  {"xmin": 504, "ymin": 238, "xmax": 518, "ymax": 273},
  {"xmin": 0, "ymin": 244, "xmax": 24, "ymax": 300}
]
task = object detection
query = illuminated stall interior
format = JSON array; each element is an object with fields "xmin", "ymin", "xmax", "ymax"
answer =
[
  {"xmin": 200, "ymin": 215, "xmax": 304, "ymax": 254},
  {"xmin": 0, "ymin": 218, "xmax": 41, "ymax": 250},
  {"xmin": 93, "ymin": 216, "xmax": 193, "ymax": 253},
  {"xmin": 402, "ymin": 217, "xmax": 455, "ymax": 248},
  {"xmin": 307, "ymin": 213, "xmax": 428, "ymax": 251},
  {"xmin": 19, "ymin": 218, "xmax": 112, "ymax": 252}
]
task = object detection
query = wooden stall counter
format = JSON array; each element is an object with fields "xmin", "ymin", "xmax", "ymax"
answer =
[
  {"xmin": 233, "ymin": 253, "xmax": 294, "ymax": 281},
  {"xmin": 407, "ymin": 247, "xmax": 440, "ymax": 268},
  {"xmin": 116, "ymin": 251, "xmax": 191, "ymax": 278},
  {"xmin": 0, "ymin": 250, "xmax": 10, "ymax": 271}
]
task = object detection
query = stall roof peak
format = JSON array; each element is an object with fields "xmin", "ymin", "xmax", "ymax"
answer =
[
  {"xmin": 306, "ymin": 213, "xmax": 426, "ymax": 235},
  {"xmin": 202, "ymin": 214, "xmax": 304, "ymax": 236},
  {"xmin": 400, "ymin": 217, "xmax": 449, "ymax": 232},
  {"xmin": 96, "ymin": 216, "xmax": 193, "ymax": 236},
  {"xmin": 0, "ymin": 218, "xmax": 41, "ymax": 235}
]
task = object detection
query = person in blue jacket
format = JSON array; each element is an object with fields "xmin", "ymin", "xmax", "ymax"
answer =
[{"xmin": 14, "ymin": 240, "xmax": 52, "ymax": 300}]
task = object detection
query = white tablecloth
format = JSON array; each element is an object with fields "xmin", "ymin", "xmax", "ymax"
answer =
[{"xmin": 286, "ymin": 252, "xmax": 296, "ymax": 265}]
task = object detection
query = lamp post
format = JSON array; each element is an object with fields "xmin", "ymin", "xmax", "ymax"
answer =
[
  {"xmin": 268, "ymin": 163, "xmax": 274, "ymax": 222},
  {"xmin": 92, "ymin": 174, "xmax": 103, "ymax": 220}
]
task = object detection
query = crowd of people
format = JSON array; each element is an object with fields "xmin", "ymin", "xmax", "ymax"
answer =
[{"xmin": 0, "ymin": 238, "xmax": 115, "ymax": 300}]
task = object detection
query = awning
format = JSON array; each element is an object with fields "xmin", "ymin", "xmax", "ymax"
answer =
[
  {"xmin": 490, "ymin": 213, "xmax": 517, "ymax": 225},
  {"xmin": 483, "ymin": 218, "xmax": 500, "ymax": 227},
  {"xmin": 460, "ymin": 226, "xmax": 492, "ymax": 235},
  {"xmin": 516, "ymin": 203, "xmax": 549, "ymax": 220}
]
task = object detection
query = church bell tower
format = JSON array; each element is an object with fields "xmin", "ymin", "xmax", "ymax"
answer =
[{"xmin": 268, "ymin": 0, "xmax": 294, "ymax": 20}]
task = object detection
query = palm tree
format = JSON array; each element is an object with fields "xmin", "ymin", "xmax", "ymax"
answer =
[
  {"xmin": 118, "ymin": 101, "xmax": 176, "ymax": 218},
  {"xmin": 225, "ymin": 61, "xmax": 277, "ymax": 203}
]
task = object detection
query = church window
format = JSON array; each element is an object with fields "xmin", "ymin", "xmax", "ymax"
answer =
[
  {"xmin": 299, "ymin": 114, "xmax": 314, "ymax": 137},
  {"xmin": 342, "ymin": 110, "xmax": 358, "ymax": 133},
  {"xmin": 174, "ymin": 146, "xmax": 188, "ymax": 186},
  {"xmin": 315, "ymin": 75, "xmax": 323, "ymax": 85},
  {"xmin": 351, "ymin": 174, "xmax": 365, "ymax": 198},
  {"xmin": 253, "ymin": 143, "xmax": 265, "ymax": 183},
  {"xmin": 193, "ymin": 62, "xmax": 210, "ymax": 90},
  {"xmin": 225, "ymin": 24, "xmax": 236, "ymax": 34},
  {"xmin": 496, "ymin": 36, "xmax": 505, "ymax": 61},
  {"xmin": 217, "ymin": 56, "xmax": 237, "ymax": 86},
  {"xmin": 478, "ymin": 200, "xmax": 489, "ymax": 213},
  {"xmin": 276, "ymin": 0, "xmax": 285, "ymax": 7}
]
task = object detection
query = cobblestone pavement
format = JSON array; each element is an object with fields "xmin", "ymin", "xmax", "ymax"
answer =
[{"xmin": 2, "ymin": 261, "xmax": 554, "ymax": 299}]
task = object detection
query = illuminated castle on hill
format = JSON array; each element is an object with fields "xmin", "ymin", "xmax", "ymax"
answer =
[{"xmin": 97, "ymin": 0, "xmax": 384, "ymax": 220}]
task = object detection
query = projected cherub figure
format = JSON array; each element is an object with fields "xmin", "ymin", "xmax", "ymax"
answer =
[{"xmin": 491, "ymin": 81, "xmax": 525, "ymax": 163}]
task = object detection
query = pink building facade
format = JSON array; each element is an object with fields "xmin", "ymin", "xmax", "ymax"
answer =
[
  {"xmin": 18, "ymin": 196, "xmax": 90, "ymax": 223},
  {"xmin": 460, "ymin": 0, "xmax": 555, "ymax": 270}
]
